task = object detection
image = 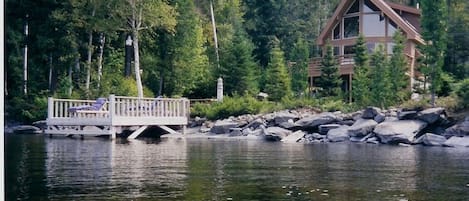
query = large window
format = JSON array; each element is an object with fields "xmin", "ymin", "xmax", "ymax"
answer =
[
  {"xmin": 344, "ymin": 16, "xmax": 359, "ymax": 38},
  {"xmin": 344, "ymin": 45, "xmax": 356, "ymax": 55},
  {"xmin": 363, "ymin": 14, "xmax": 386, "ymax": 37},
  {"xmin": 363, "ymin": 0, "xmax": 380, "ymax": 13},
  {"xmin": 387, "ymin": 19, "xmax": 398, "ymax": 36},
  {"xmin": 333, "ymin": 23, "xmax": 341, "ymax": 40},
  {"xmin": 347, "ymin": 0, "xmax": 360, "ymax": 14}
]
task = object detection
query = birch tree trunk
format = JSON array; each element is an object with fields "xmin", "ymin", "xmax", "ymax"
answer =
[
  {"xmin": 133, "ymin": 30, "xmax": 143, "ymax": 98},
  {"xmin": 85, "ymin": 8, "xmax": 96, "ymax": 94},
  {"xmin": 97, "ymin": 33, "xmax": 105, "ymax": 88}
]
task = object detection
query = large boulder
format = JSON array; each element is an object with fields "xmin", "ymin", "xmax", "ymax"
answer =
[
  {"xmin": 374, "ymin": 120, "xmax": 427, "ymax": 144},
  {"xmin": 347, "ymin": 119, "xmax": 378, "ymax": 137},
  {"xmin": 318, "ymin": 124, "xmax": 341, "ymax": 135},
  {"xmin": 414, "ymin": 133, "xmax": 447, "ymax": 146},
  {"xmin": 210, "ymin": 120, "xmax": 239, "ymax": 134},
  {"xmin": 362, "ymin": 107, "xmax": 381, "ymax": 119},
  {"xmin": 417, "ymin": 107, "xmax": 446, "ymax": 124},
  {"xmin": 374, "ymin": 112, "xmax": 386, "ymax": 123},
  {"xmin": 327, "ymin": 126, "xmax": 350, "ymax": 142},
  {"xmin": 397, "ymin": 111, "xmax": 418, "ymax": 120},
  {"xmin": 443, "ymin": 136, "xmax": 469, "ymax": 147},
  {"xmin": 295, "ymin": 112, "xmax": 338, "ymax": 129},
  {"xmin": 12, "ymin": 125, "xmax": 41, "ymax": 134},
  {"xmin": 443, "ymin": 117, "xmax": 469, "ymax": 137},
  {"xmin": 281, "ymin": 130, "xmax": 306, "ymax": 143},
  {"xmin": 274, "ymin": 112, "xmax": 298, "ymax": 125},
  {"xmin": 244, "ymin": 118, "xmax": 266, "ymax": 130},
  {"xmin": 279, "ymin": 120, "xmax": 302, "ymax": 130},
  {"xmin": 263, "ymin": 126, "xmax": 292, "ymax": 141}
]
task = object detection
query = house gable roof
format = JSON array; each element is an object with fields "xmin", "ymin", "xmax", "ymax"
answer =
[{"xmin": 317, "ymin": 0, "xmax": 424, "ymax": 46}]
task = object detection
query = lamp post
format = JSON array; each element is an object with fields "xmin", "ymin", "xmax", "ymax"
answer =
[{"xmin": 125, "ymin": 35, "xmax": 133, "ymax": 77}]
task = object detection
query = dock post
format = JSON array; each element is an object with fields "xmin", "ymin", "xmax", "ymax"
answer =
[
  {"xmin": 109, "ymin": 94, "xmax": 116, "ymax": 139},
  {"xmin": 47, "ymin": 97, "xmax": 53, "ymax": 120}
]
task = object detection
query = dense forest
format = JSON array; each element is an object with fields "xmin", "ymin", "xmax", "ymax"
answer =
[{"xmin": 5, "ymin": 0, "xmax": 469, "ymax": 123}]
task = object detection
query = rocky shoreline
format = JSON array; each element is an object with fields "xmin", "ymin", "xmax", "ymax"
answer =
[{"xmin": 188, "ymin": 107, "xmax": 469, "ymax": 147}]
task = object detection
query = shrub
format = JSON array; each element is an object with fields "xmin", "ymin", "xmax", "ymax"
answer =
[
  {"xmin": 455, "ymin": 78, "xmax": 469, "ymax": 108},
  {"xmin": 191, "ymin": 95, "xmax": 275, "ymax": 120}
]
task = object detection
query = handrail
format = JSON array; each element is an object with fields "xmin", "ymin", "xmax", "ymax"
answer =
[{"xmin": 47, "ymin": 95, "xmax": 190, "ymax": 119}]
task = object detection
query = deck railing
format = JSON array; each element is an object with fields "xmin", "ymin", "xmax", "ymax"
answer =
[{"xmin": 47, "ymin": 95, "xmax": 190, "ymax": 120}]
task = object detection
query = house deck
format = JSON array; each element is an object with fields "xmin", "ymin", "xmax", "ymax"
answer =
[{"xmin": 45, "ymin": 95, "xmax": 190, "ymax": 139}]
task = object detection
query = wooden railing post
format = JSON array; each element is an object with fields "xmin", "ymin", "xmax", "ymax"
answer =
[{"xmin": 109, "ymin": 94, "xmax": 115, "ymax": 122}]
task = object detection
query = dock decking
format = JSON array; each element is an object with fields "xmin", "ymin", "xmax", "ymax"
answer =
[{"xmin": 46, "ymin": 95, "xmax": 190, "ymax": 138}]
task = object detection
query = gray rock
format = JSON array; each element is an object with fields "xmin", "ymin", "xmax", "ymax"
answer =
[
  {"xmin": 229, "ymin": 128, "xmax": 243, "ymax": 136},
  {"xmin": 32, "ymin": 120, "xmax": 47, "ymax": 130},
  {"xmin": 398, "ymin": 111, "xmax": 418, "ymax": 120},
  {"xmin": 366, "ymin": 137, "xmax": 380, "ymax": 144},
  {"xmin": 274, "ymin": 112, "xmax": 298, "ymax": 125},
  {"xmin": 327, "ymin": 126, "xmax": 350, "ymax": 142},
  {"xmin": 295, "ymin": 112, "xmax": 338, "ymax": 129},
  {"xmin": 362, "ymin": 107, "xmax": 381, "ymax": 119},
  {"xmin": 347, "ymin": 118, "xmax": 378, "ymax": 137},
  {"xmin": 312, "ymin": 133, "xmax": 326, "ymax": 140},
  {"xmin": 244, "ymin": 118, "xmax": 265, "ymax": 130},
  {"xmin": 374, "ymin": 112, "xmax": 386, "ymax": 123},
  {"xmin": 414, "ymin": 133, "xmax": 447, "ymax": 146},
  {"xmin": 350, "ymin": 136, "xmax": 364, "ymax": 142},
  {"xmin": 263, "ymin": 126, "xmax": 292, "ymax": 141},
  {"xmin": 443, "ymin": 117, "xmax": 469, "ymax": 137},
  {"xmin": 13, "ymin": 125, "xmax": 41, "ymax": 134},
  {"xmin": 279, "ymin": 120, "xmax": 302, "ymax": 130},
  {"xmin": 417, "ymin": 107, "xmax": 446, "ymax": 124},
  {"xmin": 282, "ymin": 130, "xmax": 306, "ymax": 143},
  {"xmin": 374, "ymin": 120, "xmax": 427, "ymax": 144},
  {"xmin": 318, "ymin": 124, "xmax": 341, "ymax": 135},
  {"xmin": 338, "ymin": 120, "xmax": 355, "ymax": 126},
  {"xmin": 210, "ymin": 120, "xmax": 239, "ymax": 134},
  {"xmin": 443, "ymin": 136, "xmax": 469, "ymax": 147}
]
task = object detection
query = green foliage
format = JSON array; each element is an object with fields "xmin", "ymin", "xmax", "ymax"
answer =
[
  {"xmin": 264, "ymin": 43, "xmax": 292, "ymax": 101},
  {"xmin": 389, "ymin": 30, "xmax": 410, "ymax": 104},
  {"xmin": 445, "ymin": 0, "xmax": 469, "ymax": 79},
  {"xmin": 352, "ymin": 35, "xmax": 371, "ymax": 107},
  {"xmin": 191, "ymin": 95, "xmax": 274, "ymax": 120},
  {"xmin": 6, "ymin": 95, "xmax": 48, "ymax": 124},
  {"xmin": 421, "ymin": 0, "xmax": 447, "ymax": 104},
  {"xmin": 370, "ymin": 45, "xmax": 392, "ymax": 109},
  {"xmin": 290, "ymin": 38, "xmax": 310, "ymax": 96},
  {"xmin": 317, "ymin": 43, "xmax": 342, "ymax": 97},
  {"xmin": 220, "ymin": 31, "xmax": 259, "ymax": 96},
  {"xmin": 455, "ymin": 78, "xmax": 469, "ymax": 108}
]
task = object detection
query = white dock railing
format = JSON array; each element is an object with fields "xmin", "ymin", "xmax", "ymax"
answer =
[{"xmin": 47, "ymin": 95, "xmax": 190, "ymax": 124}]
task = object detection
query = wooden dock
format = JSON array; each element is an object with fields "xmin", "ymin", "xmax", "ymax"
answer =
[{"xmin": 45, "ymin": 95, "xmax": 190, "ymax": 139}]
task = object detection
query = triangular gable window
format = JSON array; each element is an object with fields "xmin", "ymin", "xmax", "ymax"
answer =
[
  {"xmin": 364, "ymin": 0, "xmax": 380, "ymax": 13},
  {"xmin": 346, "ymin": 0, "xmax": 360, "ymax": 14}
]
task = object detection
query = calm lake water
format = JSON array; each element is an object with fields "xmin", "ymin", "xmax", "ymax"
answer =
[{"xmin": 5, "ymin": 134, "xmax": 469, "ymax": 201}]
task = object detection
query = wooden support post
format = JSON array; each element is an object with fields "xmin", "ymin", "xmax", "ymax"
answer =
[
  {"xmin": 47, "ymin": 97, "xmax": 53, "ymax": 120},
  {"xmin": 349, "ymin": 74, "xmax": 353, "ymax": 103},
  {"xmin": 128, "ymin": 125, "xmax": 149, "ymax": 139}
]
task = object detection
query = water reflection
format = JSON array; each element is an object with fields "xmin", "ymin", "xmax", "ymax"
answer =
[{"xmin": 6, "ymin": 135, "xmax": 469, "ymax": 201}]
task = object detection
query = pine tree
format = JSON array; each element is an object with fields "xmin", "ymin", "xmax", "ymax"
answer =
[
  {"xmin": 420, "ymin": 0, "xmax": 448, "ymax": 105},
  {"xmin": 370, "ymin": 45, "xmax": 392, "ymax": 109},
  {"xmin": 352, "ymin": 35, "xmax": 371, "ymax": 107},
  {"xmin": 389, "ymin": 30, "xmax": 409, "ymax": 104},
  {"xmin": 290, "ymin": 38, "xmax": 309, "ymax": 96},
  {"xmin": 317, "ymin": 43, "xmax": 342, "ymax": 97},
  {"xmin": 264, "ymin": 42, "xmax": 292, "ymax": 101},
  {"xmin": 163, "ymin": 0, "xmax": 210, "ymax": 97},
  {"xmin": 220, "ymin": 31, "xmax": 259, "ymax": 96}
]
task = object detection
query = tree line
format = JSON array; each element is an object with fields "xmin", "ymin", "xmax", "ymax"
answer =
[{"xmin": 5, "ymin": 0, "xmax": 468, "ymax": 123}]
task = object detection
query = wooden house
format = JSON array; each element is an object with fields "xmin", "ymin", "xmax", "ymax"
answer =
[{"xmin": 309, "ymin": 0, "xmax": 424, "ymax": 97}]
